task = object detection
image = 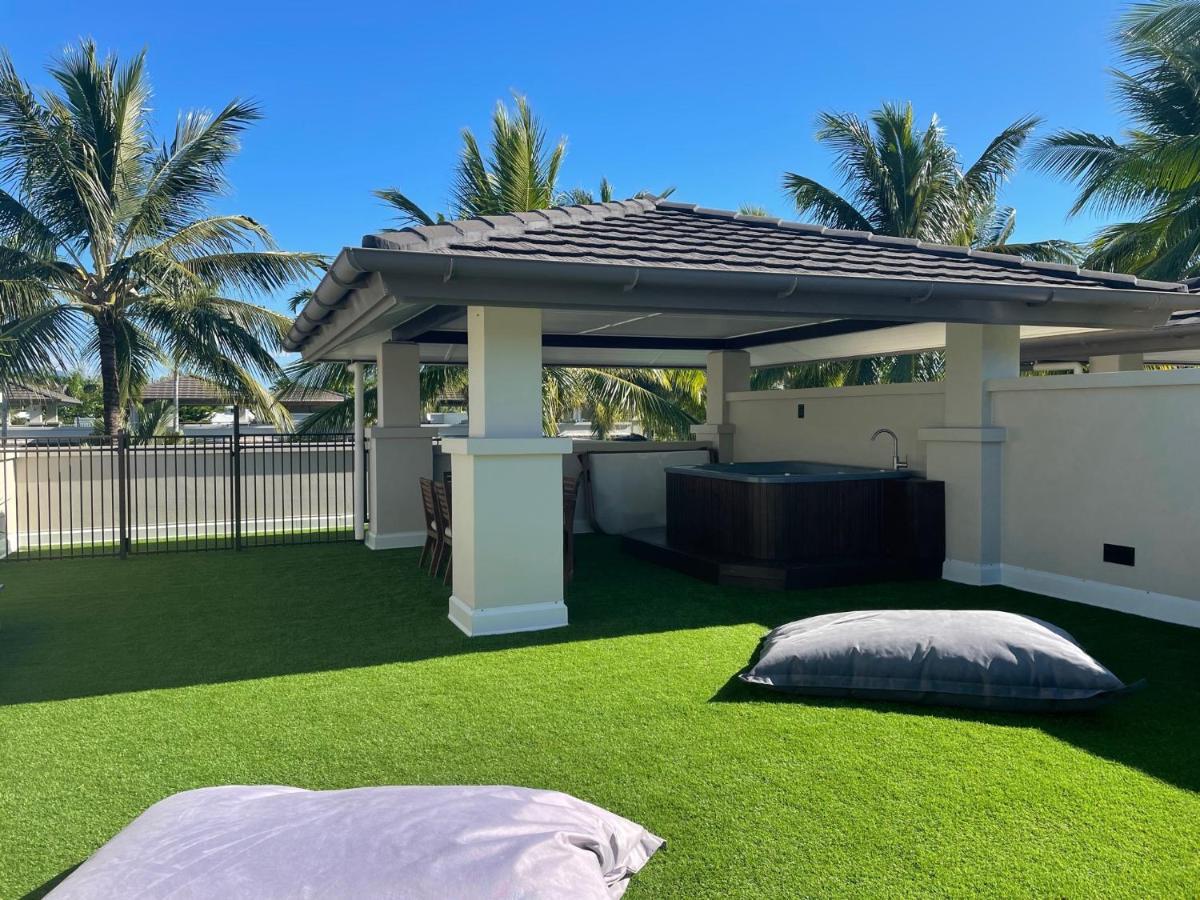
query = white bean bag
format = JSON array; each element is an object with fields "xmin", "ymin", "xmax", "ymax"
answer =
[{"xmin": 48, "ymin": 785, "xmax": 664, "ymax": 899}]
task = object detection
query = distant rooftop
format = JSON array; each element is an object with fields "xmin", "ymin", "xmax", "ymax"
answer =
[
  {"xmin": 141, "ymin": 375, "xmax": 344, "ymax": 408},
  {"xmin": 4, "ymin": 383, "xmax": 81, "ymax": 405}
]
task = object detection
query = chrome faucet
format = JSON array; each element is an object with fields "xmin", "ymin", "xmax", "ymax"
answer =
[{"xmin": 871, "ymin": 428, "xmax": 908, "ymax": 470}]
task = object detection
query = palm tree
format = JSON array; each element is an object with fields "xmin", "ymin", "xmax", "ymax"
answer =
[
  {"xmin": 362, "ymin": 94, "xmax": 703, "ymax": 439},
  {"xmin": 784, "ymin": 102, "xmax": 1077, "ymax": 261},
  {"xmin": 375, "ymin": 94, "xmax": 564, "ymax": 227},
  {"xmin": 773, "ymin": 103, "xmax": 1073, "ymax": 391},
  {"xmin": 0, "ymin": 41, "xmax": 322, "ymax": 434},
  {"xmin": 1032, "ymin": 0, "xmax": 1200, "ymax": 279}
]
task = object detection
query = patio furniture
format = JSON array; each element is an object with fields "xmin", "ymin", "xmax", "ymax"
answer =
[
  {"xmin": 417, "ymin": 478, "xmax": 440, "ymax": 572},
  {"xmin": 432, "ymin": 480, "xmax": 453, "ymax": 585}
]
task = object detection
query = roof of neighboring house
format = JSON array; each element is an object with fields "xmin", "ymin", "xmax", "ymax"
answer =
[
  {"xmin": 275, "ymin": 386, "xmax": 346, "ymax": 405},
  {"xmin": 140, "ymin": 375, "xmax": 345, "ymax": 408},
  {"xmin": 141, "ymin": 375, "xmax": 231, "ymax": 404},
  {"xmin": 4, "ymin": 383, "xmax": 82, "ymax": 405}
]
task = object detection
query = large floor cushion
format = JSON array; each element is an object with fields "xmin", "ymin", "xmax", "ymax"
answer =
[
  {"xmin": 739, "ymin": 609, "xmax": 1138, "ymax": 711},
  {"xmin": 49, "ymin": 785, "xmax": 664, "ymax": 899}
]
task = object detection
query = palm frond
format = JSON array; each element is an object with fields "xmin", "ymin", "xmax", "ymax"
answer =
[
  {"xmin": 960, "ymin": 115, "xmax": 1041, "ymax": 210},
  {"xmin": 0, "ymin": 303, "xmax": 84, "ymax": 380},
  {"xmin": 373, "ymin": 188, "xmax": 437, "ymax": 226},
  {"xmin": 119, "ymin": 98, "xmax": 263, "ymax": 251},
  {"xmin": 782, "ymin": 173, "xmax": 873, "ymax": 230}
]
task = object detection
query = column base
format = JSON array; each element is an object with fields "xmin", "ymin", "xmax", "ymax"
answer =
[
  {"xmin": 448, "ymin": 594, "xmax": 569, "ymax": 637},
  {"xmin": 364, "ymin": 529, "xmax": 426, "ymax": 551},
  {"xmin": 942, "ymin": 559, "xmax": 1003, "ymax": 586}
]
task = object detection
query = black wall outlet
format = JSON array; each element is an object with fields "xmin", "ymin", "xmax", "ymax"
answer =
[{"xmin": 796, "ymin": 403, "xmax": 805, "ymax": 419}]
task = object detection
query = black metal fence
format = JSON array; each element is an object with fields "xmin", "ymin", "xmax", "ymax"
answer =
[{"xmin": 0, "ymin": 430, "xmax": 361, "ymax": 560}]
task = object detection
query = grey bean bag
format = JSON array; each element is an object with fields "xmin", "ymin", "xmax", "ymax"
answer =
[
  {"xmin": 48, "ymin": 785, "xmax": 664, "ymax": 899},
  {"xmin": 739, "ymin": 609, "xmax": 1140, "ymax": 711}
]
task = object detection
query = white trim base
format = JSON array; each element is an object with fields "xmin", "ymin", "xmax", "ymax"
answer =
[
  {"xmin": 1000, "ymin": 565, "xmax": 1200, "ymax": 628},
  {"xmin": 364, "ymin": 529, "xmax": 426, "ymax": 551},
  {"xmin": 448, "ymin": 595, "xmax": 569, "ymax": 637},
  {"xmin": 942, "ymin": 559, "xmax": 1003, "ymax": 586},
  {"xmin": 940, "ymin": 559, "xmax": 1200, "ymax": 627}
]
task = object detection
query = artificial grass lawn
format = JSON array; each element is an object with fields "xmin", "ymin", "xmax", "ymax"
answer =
[{"xmin": 1, "ymin": 539, "xmax": 1197, "ymax": 898}]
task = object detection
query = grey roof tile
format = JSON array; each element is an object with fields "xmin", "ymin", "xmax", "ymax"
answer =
[{"xmin": 355, "ymin": 199, "xmax": 1188, "ymax": 295}]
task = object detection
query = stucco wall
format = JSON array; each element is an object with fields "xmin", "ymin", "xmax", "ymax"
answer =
[
  {"xmin": 726, "ymin": 383, "xmax": 946, "ymax": 472},
  {"xmin": 990, "ymin": 371, "xmax": 1200, "ymax": 605},
  {"xmin": 725, "ymin": 373, "xmax": 1200, "ymax": 624}
]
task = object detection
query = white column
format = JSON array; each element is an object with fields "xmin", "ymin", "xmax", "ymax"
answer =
[
  {"xmin": 366, "ymin": 341, "xmax": 432, "ymax": 550},
  {"xmin": 172, "ymin": 370, "xmax": 181, "ymax": 433},
  {"xmin": 352, "ymin": 361, "xmax": 365, "ymax": 542},
  {"xmin": 1090, "ymin": 353, "xmax": 1143, "ymax": 373},
  {"xmin": 920, "ymin": 323, "xmax": 1019, "ymax": 586},
  {"xmin": 691, "ymin": 349, "xmax": 750, "ymax": 462},
  {"xmin": 443, "ymin": 306, "xmax": 571, "ymax": 636}
]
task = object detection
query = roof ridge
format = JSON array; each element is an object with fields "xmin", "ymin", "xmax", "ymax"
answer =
[
  {"xmin": 363, "ymin": 198, "xmax": 656, "ymax": 252},
  {"xmin": 651, "ymin": 201, "xmax": 1187, "ymax": 293}
]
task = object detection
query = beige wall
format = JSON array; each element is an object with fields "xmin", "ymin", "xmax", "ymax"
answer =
[
  {"xmin": 726, "ymin": 383, "xmax": 945, "ymax": 472},
  {"xmin": 991, "ymin": 371, "xmax": 1200, "ymax": 607},
  {"xmin": 725, "ymin": 373, "xmax": 1200, "ymax": 624}
]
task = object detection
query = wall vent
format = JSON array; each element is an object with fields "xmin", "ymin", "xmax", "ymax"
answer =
[{"xmin": 1103, "ymin": 543, "xmax": 1135, "ymax": 567}]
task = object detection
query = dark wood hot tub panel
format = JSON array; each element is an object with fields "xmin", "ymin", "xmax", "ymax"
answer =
[{"xmin": 666, "ymin": 472, "xmax": 944, "ymax": 565}]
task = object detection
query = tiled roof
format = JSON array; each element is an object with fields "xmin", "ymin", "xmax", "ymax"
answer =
[
  {"xmin": 141, "ymin": 376, "xmax": 344, "ymax": 406},
  {"xmin": 141, "ymin": 375, "xmax": 230, "ymax": 403},
  {"xmin": 275, "ymin": 386, "xmax": 345, "ymax": 404},
  {"xmin": 4, "ymin": 383, "xmax": 81, "ymax": 404},
  {"xmin": 364, "ymin": 199, "xmax": 1187, "ymax": 294}
]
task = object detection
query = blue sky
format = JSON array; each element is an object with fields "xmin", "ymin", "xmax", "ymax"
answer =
[{"xmin": 5, "ymin": 0, "xmax": 1132, "ymax": 315}]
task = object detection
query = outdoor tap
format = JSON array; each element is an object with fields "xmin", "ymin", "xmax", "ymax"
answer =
[{"xmin": 871, "ymin": 428, "xmax": 908, "ymax": 470}]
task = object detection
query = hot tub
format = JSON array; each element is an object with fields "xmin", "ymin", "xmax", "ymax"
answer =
[
  {"xmin": 664, "ymin": 459, "xmax": 942, "ymax": 564},
  {"xmin": 664, "ymin": 460, "xmax": 912, "ymax": 484}
]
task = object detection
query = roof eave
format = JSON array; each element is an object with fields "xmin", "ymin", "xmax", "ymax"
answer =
[{"xmin": 285, "ymin": 249, "xmax": 1194, "ymax": 355}]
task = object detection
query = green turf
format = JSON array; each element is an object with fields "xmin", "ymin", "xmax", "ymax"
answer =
[{"xmin": 1, "ymin": 538, "xmax": 1197, "ymax": 897}]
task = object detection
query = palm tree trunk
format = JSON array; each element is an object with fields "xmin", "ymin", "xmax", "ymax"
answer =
[{"xmin": 96, "ymin": 315, "xmax": 122, "ymax": 435}]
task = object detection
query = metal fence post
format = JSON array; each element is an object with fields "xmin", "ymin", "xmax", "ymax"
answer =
[
  {"xmin": 232, "ymin": 405, "xmax": 242, "ymax": 550},
  {"xmin": 117, "ymin": 431, "xmax": 129, "ymax": 557}
]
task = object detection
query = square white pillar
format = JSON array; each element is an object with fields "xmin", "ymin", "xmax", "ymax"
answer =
[
  {"xmin": 1090, "ymin": 353, "xmax": 1143, "ymax": 373},
  {"xmin": 445, "ymin": 307, "xmax": 571, "ymax": 636},
  {"xmin": 691, "ymin": 349, "xmax": 750, "ymax": 462},
  {"xmin": 366, "ymin": 341, "xmax": 432, "ymax": 550},
  {"xmin": 920, "ymin": 323, "xmax": 1019, "ymax": 585}
]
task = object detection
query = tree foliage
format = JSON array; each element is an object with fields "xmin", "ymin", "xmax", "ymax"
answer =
[
  {"xmin": 1032, "ymin": 0, "xmax": 1200, "ymax": 278},
  {"xmin": 0, "ymin": 41, "xmax": 322, "ymax": 433}
]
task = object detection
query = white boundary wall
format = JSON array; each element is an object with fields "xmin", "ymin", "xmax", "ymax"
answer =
[
  {"xmin": 989, "ymin": 370, "xmax": 1200, "ymax": 625},
  {"xmin": 725, "ymin": 373, "xmax": 1200, "ymax": 626}
]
